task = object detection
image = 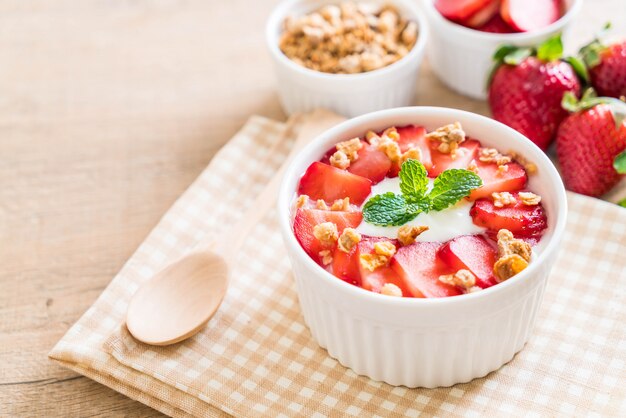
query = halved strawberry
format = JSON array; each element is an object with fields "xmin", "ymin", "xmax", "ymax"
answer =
[
  {"xmin": 332, "ymin": 245, "xmax": 361, "ymax": 286},
  {"xmin": 470, "ymin": 194, "xmax": 547, "ymax": 237},
  {"xmin": 469, "ymin": 160, "xmax": 527, "ymax": 200},
  {"xmin": 356, "ymin": 237, "xmax": 412, "ymax": 297},
  {"xmin": 501, "ymin": 0, "xmax": 562, "ymax": 32},
  {"xmin": 428, "ymin": 139, "xmax": 480, "ymax": 177},
  {"xmin": 348, "ymin": 142, "xmax": 392, "ymax": 184},
  {"xmin": 465, "ymin": 0, "xmax": 501, "ymax": 28},
  {"xmin": 438, "ymin": 235, "xmax": 498, "ymax": 288},
  {"xmin": 396, "ymin": 125, "xmax": 433, "ymax": 169},
  {"xmin": 435, "ymin": 0, "xmax": 495, "ymax": 22},
  {"xmin": 293, "ymin": 208, "xmax": 363, "ymax": 264},
  {"xmin": 477, "ymin": 13, "xmax": 517, "ymax": 33},
  {"xmin": 298, "ymin": 162, "xmax": 372, "ymax": 205},
  {"xmin": 391, "ymin": 242, "xmax": 462, "ymax": 298}
]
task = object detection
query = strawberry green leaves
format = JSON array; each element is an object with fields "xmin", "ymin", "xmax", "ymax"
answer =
[
  {"xmin": 362, "ymin": 160, "xmax": 482, "ymax": 226},
  {"xmin": 562, "ymin": 89, "xmax": 626, "ymax": 128},
  {"xmin": 614, "ymin": 150, "xmax": 626, "ymax": 175}
]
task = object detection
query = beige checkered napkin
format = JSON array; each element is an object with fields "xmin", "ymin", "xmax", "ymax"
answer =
[{"xmin": 50, "ymin": 112, "xmax": 626, "ymax": 417}]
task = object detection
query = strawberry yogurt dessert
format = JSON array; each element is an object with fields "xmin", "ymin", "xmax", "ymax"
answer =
[{"xmin": 291, "ymin": 122, "xmax": 547, "ymax": 298}]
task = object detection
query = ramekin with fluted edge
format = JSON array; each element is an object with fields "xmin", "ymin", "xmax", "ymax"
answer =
[
  {"xmin": 266, "ymin": 0, "xmax": 428, "ymax": 118},
  {"xmin": 421, "ymin": 0, "xmax": 583, "ymax": 100},
  {"xmin": 278, "ymin": 107, "xmax": 567, "ymax": 388}
]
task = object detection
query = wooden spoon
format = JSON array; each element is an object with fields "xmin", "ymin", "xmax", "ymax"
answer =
[{"xmin": 126, "ymin": 111, "xmax": 344, "ymax": 346}]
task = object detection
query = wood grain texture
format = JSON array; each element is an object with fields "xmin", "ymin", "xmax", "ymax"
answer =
[{"xmin": 0, "ymin": 0, "xmax": 622, "ymax": 416}]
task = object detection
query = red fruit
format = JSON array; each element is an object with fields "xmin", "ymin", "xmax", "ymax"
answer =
[
  {"xmin": 348, "ymin": 142, "xmax": 392, "ymax": 184},
  {"xmin": 476, "ymin": 13, "xmax": 517, "ymax": 33},
  {"xmin": 501, "ymin": 0, "xmax": 562, "ymax": 32},
  {"xmin": 293, "ymin": 208, "xmax": 363, "ymax": 264},
  {"xmin": 396, "ymin": 125, "xmax": 433, "ymax": 169},
  {"xmin": 489, "ymin": 52, "xmax": 581, "ymax": 150},
  {"xmin": 435, "ymin": 0, "xmax": 494, "ymax": 22},
  {"xmin": 470, "ymin": 194, "xmax": 548, "ymax": 237},
  {"xmin": 438, "ymin": 235, "xmax": 498, "ymax": 288},
  {"xmin": 428, "ymin": 139, "xmax": 480, "ymax": 177},
  {"xmin": 556, "ymin": 98, "xmax": 626, "ymax": 196},
  {"xmin": 357, "ymin": 238, "xmax": 412, "ymax": 296},
  {"xmin": 298, "ymin": 162, "xmax": 372, "ymax": 205},
  {"xmin": 391, "ymin": 242, "xmax": 462, "ymax": 298},
  {"xmin": 585, "ymin": 41, "xmax": 626, "ymax": 99},
  {"xmin": 332, "ymin": 245, "xmax": 361, "ymax": 287},
  {"xmin": 468, "ymin": 160, "xmax": 527, "ymax": 200},
  {"xmin": 465, "ymin": 0, "xmax": 501, "ymax": 28}
]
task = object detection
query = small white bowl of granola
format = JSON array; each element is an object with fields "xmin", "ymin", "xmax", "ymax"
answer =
[
  {"xmin": 266, "ymin": 0, "xmax": 428, "ymax": 117},
  {"xmin": 278, "ymin": 106, "xmax": 567, "ymax": 387}
]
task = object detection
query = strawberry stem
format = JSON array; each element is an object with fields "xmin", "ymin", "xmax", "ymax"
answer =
[{"xmin": 562, "ymin": 89, "xmax": 626, "ymax": 128}]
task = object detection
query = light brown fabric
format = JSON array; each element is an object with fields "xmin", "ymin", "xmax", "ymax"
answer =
[{"xmin": 50, "ymin": 112, "xmax": 626, "ymax": 417}]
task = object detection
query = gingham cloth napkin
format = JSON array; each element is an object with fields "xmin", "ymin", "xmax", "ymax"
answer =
[{"xmin": 50, "ymin": 111, "xmax": 626, "ymax": 417}]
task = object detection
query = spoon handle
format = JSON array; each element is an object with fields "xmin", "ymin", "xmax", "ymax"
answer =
[{"xmin": 223, "ymin": 110, "xmax": 345, "ymax": 255}]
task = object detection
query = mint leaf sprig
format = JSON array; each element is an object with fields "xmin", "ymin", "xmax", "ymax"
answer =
[{"xmin": 363, "ymin": 159, "xmax": 482, "ymax": 227}]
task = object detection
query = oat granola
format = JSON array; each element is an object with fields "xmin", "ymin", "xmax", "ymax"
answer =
[
  {"xmin": 425, "ymin": 122, "xmax": 466, "ymax": 157},
  {"xmin": 397, "ymin": 224, "xmax": 429, "ymax": 246},
  {"xmin": 359, "ymin": 240, "xmax": 396, "ymax": 271},
  {"xmin": 331, "ymin": 197, "xmax": 351, "ymax": 211},
  {"xmin": 478, "ymin": 147, "xmax": 511, "ymax": 166},
  {"xmin": 492, "ymin": 191, "xmax": 517, "ymax": 208},
  {"xmin": 438, "ymin": 269, "xmax": 476, "ymax": 290},
  {"xmin": 338, "ymin": 228, "xmax": 361, "ymax": 253},
  {"xmin": 518, "ymin": 192, "xmax": 541, "ymax": 206},
  {"xmin": 313, "ymin": 222, "xmax": 338, "ymax": 247},
  {"xmin": 279, "ymin": 2, "xmax": 418, "ymax": 74}
]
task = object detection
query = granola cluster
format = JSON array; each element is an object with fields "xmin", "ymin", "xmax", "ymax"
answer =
[
  {"xmin": 438, "ymin": 269, "xmax": 478, "ymax": 292},
  {"xmin": 425, "ymin": 122, "xmax": 466, "ymax": 157},
  {"xmin": 338, "ymin": 228, "xmax": 361, "ymax": 253},
  {"xmin": 397, "ymin": 224, "xmax": 428, "ymax": 246},
  {"xmin": 279, "ymin": 2, "xmax": 418, "ymax": 74},
  {"xmin": 492, "ymin": 191, "xmax": 517, "ymax": 208},
  {"xmin": 359, "ymin": 240, "xmax": 396, "ymax": 271},
  {"xmin": 493, "ymin": 229, "xmax": 532, "ymax": 282},
  {"xmin": 330, "ymin": 138, "xmax": 363, "ymax": 169},
  {"xmin": 380, "ymin": 283, "xmax": 402, "ymax": 297}
]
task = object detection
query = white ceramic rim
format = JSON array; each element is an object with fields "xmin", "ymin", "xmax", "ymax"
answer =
[
  {"xmin": 421, "ymin": 0, "xmax": 583, "ymax": 41},
  {"xmin": 278, "ymin": 106, "xmax": 568, "ymax": 308},
  {"xmin": 265, "ymin": 0, "xmax": 429, "ymax": 82}
]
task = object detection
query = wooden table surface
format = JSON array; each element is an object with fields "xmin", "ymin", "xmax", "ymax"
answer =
[{"xmin": 1, "ymin": 0, "xmax": 622, "ymax": 416}]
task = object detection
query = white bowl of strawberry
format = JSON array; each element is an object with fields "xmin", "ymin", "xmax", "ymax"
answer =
[
  {"xmin": 422, "ymin": 0, "xmax": 583, "ymax": 99},
  {"xmin": 278, "ymin": 106, "xmax": 567, "ymax": 388}
]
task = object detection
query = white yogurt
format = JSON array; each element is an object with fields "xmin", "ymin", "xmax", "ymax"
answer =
[{"xmin": 356, "ymin": 177, "xmax": 485, "ymax": 242}]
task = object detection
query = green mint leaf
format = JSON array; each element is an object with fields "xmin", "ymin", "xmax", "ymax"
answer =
[
  {"xmin": 427, "ymin": 169, "xmax": 483, "ymax": 211},
  {"xmin": 399, "ymin": 159, "xmax": 428, "ymax": 202},
  {"xmin": 618, "ymin": 198, "xmax": 626, "ymax": 208},
  {"xmin": 537, "ymin": 33, "xmax": 563, "ymax": 62},
  {"xmin": 504, "ymin": 47, "xmax": 533, "ymax": 65},
  {"xmin": 362, "ymin": 192, "xmax": 423, "ymax": 226},
  {"xmin": 564, "ymin": 56, "xmax": 589, "ymax": 84},
  {"xmin": 614, "ymin": 150, "xmax": 626, "ymax": 174}
]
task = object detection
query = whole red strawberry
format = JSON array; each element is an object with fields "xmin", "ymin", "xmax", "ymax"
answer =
[
  {"xmin": 580, "ymin": 25, "xmax": 626, "ymax": 99},
  {"xmin": 556, "ymin": 91, "xmax": 626, "ymax": 197},
  {"xmin": 489, "ymin": 35, "xmax": 582, "ymax": 151}
]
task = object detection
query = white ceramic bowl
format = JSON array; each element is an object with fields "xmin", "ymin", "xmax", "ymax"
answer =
[
  {"xmin": 278, "ymin": 107, "xmax": 567, "ymax": 388},
  {"xmin": 266, "ymin": 0, "xmax": 428, "ymax": 117},
  {"xmin": 421, "ymin": 0, "xmax": 583, "ymax": 100}
]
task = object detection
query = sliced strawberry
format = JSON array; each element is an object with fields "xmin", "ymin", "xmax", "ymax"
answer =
[
  {"xmin": 469, "ymin": 160, "xmax": 527, "ymax": 200},
  {"xmin": 356, "ymin": 237, "xmax": 413, "ymax": 297},
  {"xmin": 293, "ymin": 208, "xmax": 363, "ymax": 264},
  {"xmin": 391, "ymin": 242, "xmax": 462, "ymax": 298},
  {"xmin": 332, "ymin": 245, "xmax": 361, "ymax": 287},
  {"xmin": 501, "ymin": 0, "xmax": 562, "ymax": 32},
  {"xmin": 298, "ymin": 162, "xmax": 372, "ymax": 205},
  {"xmin": 396, "ymin": 125, "xmax": 433, "ymax": 169},
  {"xmin": 470, "ymin": 194, "xmax": 547, "ymax": 237},
  {"xmin": 477, "ymin": 13, "xmax": 517, "ymax": 33},
  {"xmin": 465, "ymin": 0, "xmax": 501, "ymax": 28},
  {"xmin": 435, "ymin": 0, "xmax": 494, "ymax": 22},
  {"xmin": 348, "ymin": 141, "xmax": 392, "ymax": 184},
  {"xmin": 428, "ymin": 139, "xmax": 480, "ymax": 177},
  {"xmin": 438, "ymin": 235, "xmax": 498, "ymax": 288}
]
